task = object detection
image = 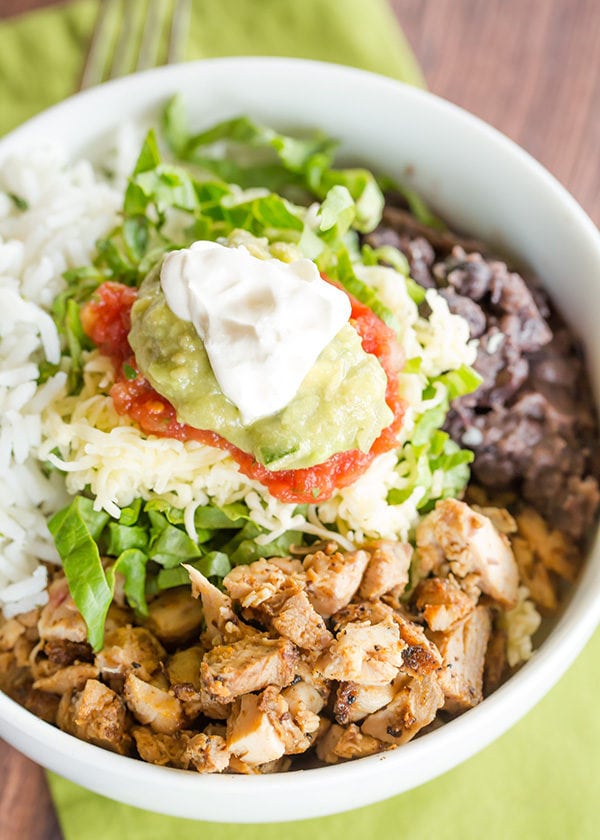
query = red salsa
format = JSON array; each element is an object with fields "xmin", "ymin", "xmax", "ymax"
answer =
[{"xmin": 81, "ymin": 280, "xmax": 405, "ymax": 503}]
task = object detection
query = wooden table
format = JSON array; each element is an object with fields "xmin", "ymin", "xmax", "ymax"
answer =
[{"xmin": 0, "ymin": 1, "xmax": 599, "ymax": 837}]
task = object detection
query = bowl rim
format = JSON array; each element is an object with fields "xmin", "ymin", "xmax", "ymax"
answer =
[{"xmin": 1, "ymin": 56, "xmax": 599, "ymax": 822}]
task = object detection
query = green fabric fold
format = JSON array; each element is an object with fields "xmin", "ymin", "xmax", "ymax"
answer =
[
  {"xmin": 1, "ymin": 1, "xmax": 598, "ymax": 838},
  {"xmin": 0, "ymin": 0, "xmax": 424, "ymax": 136}
]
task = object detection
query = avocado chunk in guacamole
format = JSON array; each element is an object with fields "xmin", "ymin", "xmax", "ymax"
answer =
[{"xmin": 128, "ymin": 264, "xmax": 393, "ymax": 471}]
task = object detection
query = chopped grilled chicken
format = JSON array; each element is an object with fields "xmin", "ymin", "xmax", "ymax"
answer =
[
  {"xmin": 332, "ymin": 599, "xmax": 394, "ymax": 631},
  {"xmin": 201, "ymin": 636, "xmax": 297, "ymax": 702},
  {"xmin": 24, "ymin": 688, "xmax": 60, "ymax": 724},
  {"xmin": 304, "ymin": 549, "xmax": 370, "ymax": 618},
  {"xmin": 334, "ymin": 681, "xmax": 396, "ymax": 725},
  {"xmin": 96, "ymin": 626, "xmax": 166, "ymax": 684},
  {"xmin": 416, "ymin": 499, "xmax": 519, "ymax": 609},
  {"xmin": 167, "ymin": 646, "xmax": 228, "ymax": 720},
  {"xmin": 472, "ymin": 506, "xmax": 517, "ymax": 534},
  {"xmin": 315, "ymin": 615, "xmax": 405, "ymax": 685},
  {"xmin": 271, "ymin": 590, "xmax": 333, "ymax": 651},
  {"xmin": 38, "ymin": 578, "xmax": 87, "ymax": 643},
  {"xmin": 33, "ymin": 663, "xmax": 99, "ymax": 694},
  {"xmin": 361, "ymin": 673, "xmax": 444, "ymax": 745},
  {"xmin": 124, "ymin": 672, "xmax": 184, "ymax": 734},
  {"xmin": 166, "ymin": 646, "xmax": 204, "ymax": 688},
  {"xmin": 0, "ymin": 618, "xmax": 26, "ymax": 651},
  {"xmin": 511, "ymin": 536, "xmax": 558, "ymax": 611},
  {"xmin": 316, "ymin": 723, "xmax": 384, "ymax": 763},
  {"xmin": 144, "ymin": 587, "xmax": 204, "ymax": 645},
  {"xmin": 227, "ymin": 692, "xmax": 287, "ymax": 766},
  {"xmin": 429, "ymin": 606, "xmax": 492, "ymax": 713},
  {"xmin": 185, "ymin": 565, "xmax": 249, "ymax": 645},
  {"xmin": 359, "ymin": 541, "xmax": 412, "ymax": 600},
  {"xmin": 132, "ymin": 726, "xmax": 191, "ymax": 768},
  {"xmin": 484, "ymin": 628, "xmax": 508, "ymax": 696},
  {"xmin": 223, "ymin": 559, "xmax": 331, "ymax": 650},
  {"xmin": 516, "ymin": 508, "xmax": 579, "ymax": 581},
  {"xmin": 390, "ymin": 614, "xmax": 443, "ymax": 676},
  {"xmin": 43, "ymin": 639, "xmax": 93, "ymax": 668},
  {"xmin": 258, "ymin": 685, "xmax": 314, "ymax": 754},
  {"xmin": 413, "ymin": 576, "xmax": 475, "ymax": 632},
  {"xmin": 183, "ymin": 732, "xmax": 230, "ymax": 773},
  {"xmin": 226, "ymin": 754, "xmax": 293, "ymax": 774},
  {"xmin": 57, "ymin": 679, "xmax": 131, "ymax": 755},
  {"xmin": 281, "ymin": 680, "xmax": 324, "ymax": 736},
  {"xmin": 223, "ymin": 559, "xmax": 302, "ymax": 615},
  {"xmin": 268, "ymin": 557, "xmax": 305, "ymax": 575}
]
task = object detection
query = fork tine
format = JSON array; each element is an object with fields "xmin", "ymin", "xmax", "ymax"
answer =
[
  {"xmin": 136, "ymin": 0, "xmax": 169, "ymax": 72},
  {"xmin": 109, "ymin": 1, "xmax": 142, "ymax": 79},
  {"xmin": 168, "ymin": 0, "xmax": 192, "ymax": 64},
  {"xmin": 80, "ymin": 0, "xmax": 119, "ymax": 90}
]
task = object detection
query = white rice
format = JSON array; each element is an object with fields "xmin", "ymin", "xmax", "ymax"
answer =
[{"xmin": 0, "ymin": 143, "xmax": 123, "ymax": 616}]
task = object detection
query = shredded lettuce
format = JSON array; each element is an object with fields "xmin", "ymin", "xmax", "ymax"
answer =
[{"xmin": 48, "ymin": 494, "xmax": 306, "ymax": 649}]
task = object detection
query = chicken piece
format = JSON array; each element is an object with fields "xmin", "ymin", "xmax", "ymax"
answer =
[
  {"xmin": 167, "ymin": 647, "xmax": 228, "ymax": 721},
  {"xmin": 268, "ymin": 557, "xmax": 304, "ymax": 575},
  {"xmin": 472, "ymin": 506, "xmax": 517, "ymax": 534},
  {"xmin": 484, "ymin": 628, "xmax": 508, "ymax": 695},
  {"xmin": 359, "ymin": 541, "xmax": 412, "ymax": 601},
  {"xmin": 144, "ymin": 587, "xmax": 204, "ymax": 645},
  {"xmin": 511, "ymin": 536, "xmax": 558, "ymax": 611},
  {"xmin": 124, "ymin": 672, "xmax": 184, "ymax": 734},
  {"xmin": 227, "ymin": 693, "xmax": 287, "ymax": 766},
  {"xmin": 43, "ymin": 639, "xmax": 93, "ymax": 667},
  {"xmin": 315, "ymin": 615, "xmax": 404, "ymax": 685},
  {"xmin": 281, "ymin": 682, "xmax": 324, "ymax": 736},
  {"xmin": 38, "ymin": 578, "xmax": 87, "ymax": 643},
  {"xmin": 271, "ymin": 590, "xmax": 333, "ymax": 651},
  {"xmin": 516, "ymin": 508, "xmax": 579, "ymax": 581},
  {"xmin": 332, "ymin": 599, "xmax": 393, "ymax": 631},
  {"xmin": 416, "ymin": 499, "xmax": 519, "ymax": 609},
  {"xmin": 0, "ymin": 618, "xmax": 26, "ymax": 651},
  {"xmin": 413, "ymin": 576, "xmax": 475, "ymax": 632},
  {"xmin": 57, "ymin": 679, "xmax": 131, "ymax": 755},
  {"xmin": 33, "ymin": 663, "xmax": 99, "ymax": 694},
  {"xmin": 166, "ymin": 646, "xmax": 204, "ymax": 688},
  {"xmin": 223, "ymin": 559, "xmax": 301, "ymax": 615},
  {"xmin": 303, "ymin": 549, "xmax": 370, "ymax": 618},
  {"xmin": 316, "ymin": 723, "xmax": 384, "ymax": 764},
  {"xmin": 183, "ymin": 732, "xmax": 230, "ymax": 773},
  {"xmin": 201, "ymin": 636, "xmax": 297, "ymax": 702},
  {"xmin": 429, "ymin": 606, "xmax": 492, "ymax": 712},
  {"xmin": 132, "ymin": 726, "xmax": 191, "ymax": 767},
  {"xmin": 258, "ymin": 685, "xmax": 314, "ymax": 754},
  {"xmin": 361, "ymin": 673, "xmax": 444, "ymax": 745},
  {"xmin": 24, "ymin": 688, "xmax": 60, "ymax": 724},
  {"xmin": 281, "ymin": 658, "xmax": 329, "ymax": 734},
  {"xmin": 334, "ymin": 681, "xmax": 396, "ymax": 725},
  {"xmin": 95, "ymin": 626, "xmax": 166, "ymax": 684},
  {"xmin": 185, "ymin": 565, "xmax": 248, "ymax": 645},
  {"xmin": 0, "ymin": 652, "xmax": 31, "ymax": 704}
]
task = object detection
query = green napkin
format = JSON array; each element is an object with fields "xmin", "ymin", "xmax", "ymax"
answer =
[
  {"xmin": 1, "ymin": 1, "xmax": 599, "ymax": 838},
  {"xmin": 0, "ymin": 0, "xmax": 424, "ymax": 135}
]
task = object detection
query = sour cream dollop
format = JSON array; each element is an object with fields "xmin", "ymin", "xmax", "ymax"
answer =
[{"xmin": 160, "ymin": 240, "xmax": 352, "ymax": 425}]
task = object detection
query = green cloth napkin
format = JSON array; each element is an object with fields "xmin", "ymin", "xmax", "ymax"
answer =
[{"xmin": 1, "ymin": 1, "xmax": 599, "ymax": 838}]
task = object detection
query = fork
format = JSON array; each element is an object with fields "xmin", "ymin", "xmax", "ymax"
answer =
[{"xmin": 80, "ymin": 0, "xmax": 192, "ymax": 90}]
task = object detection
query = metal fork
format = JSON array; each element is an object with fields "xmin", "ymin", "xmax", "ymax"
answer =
[{"xmin": 80, "ymin": 0, "xmax": 192, "ymax": 90}]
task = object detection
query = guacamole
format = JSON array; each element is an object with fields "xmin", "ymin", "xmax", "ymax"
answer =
[{"xmin": 129, "ymin": 263, "xmax": 393, "ymax": 471}]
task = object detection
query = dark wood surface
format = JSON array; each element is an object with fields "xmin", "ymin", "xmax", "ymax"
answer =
[{"xmin": 0, "ymin": 1, "xmax": 599, "ymax": 838}]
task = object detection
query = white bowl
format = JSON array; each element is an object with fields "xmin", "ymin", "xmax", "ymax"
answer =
[{"xmin": 1, "ymin": 57, "xmax": 599, "ymax": 823}]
